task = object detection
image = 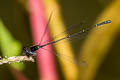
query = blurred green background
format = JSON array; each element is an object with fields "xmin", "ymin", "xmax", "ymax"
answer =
[{"xmin": 0, "ymin": 0, "xmax": 120, "ymax": 80}]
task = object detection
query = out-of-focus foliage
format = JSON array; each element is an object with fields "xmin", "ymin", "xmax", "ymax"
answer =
[
  {"xmin": 43, "ymin": 0, "xmax": 79, "ymax": 80},
  {"xmin": 0, "ymin": 20, "xmax": 24, "ymax": 70},
  {"xmin": 0, "ymin": 20, "xmax": 21, "ymax": 56},
  {"xmin": 78, "ymin": 1, "xmax": 120, "ymax": 80},
  {"xmin": 44, "ymin": 0, "xmax": 120, "ymax": 80}
]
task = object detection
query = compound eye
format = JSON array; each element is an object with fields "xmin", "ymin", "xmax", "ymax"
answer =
[
  {"xmin": 22, "ymin": 47, "xmax": 29, "ymax": 56},
  {"xmin": 23, "ymin": 47, "xmax": 27, "ymax": 51}
]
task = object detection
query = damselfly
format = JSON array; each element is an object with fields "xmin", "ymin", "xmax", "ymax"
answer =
[{"xmin": 22, "ymin": 17, "xmax": 112, "ymax": 65}]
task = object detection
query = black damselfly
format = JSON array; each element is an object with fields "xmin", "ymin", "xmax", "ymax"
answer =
[
  {"xmin": 22, "ymin": 20, "xmax": 112, "ymax": 59},
  {"xmin": 23, "ymin": 15, "xmax": 112, "ymax": 64}
]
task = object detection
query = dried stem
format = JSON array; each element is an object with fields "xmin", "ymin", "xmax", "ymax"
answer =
[{"xmin": 0, "ymin": 56, "xmax": 35, "ymax": 65}]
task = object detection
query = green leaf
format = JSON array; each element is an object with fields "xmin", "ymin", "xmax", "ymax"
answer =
[{"xmin": 0, "ymin": 20, "xmax": 24, "ymax": 70}]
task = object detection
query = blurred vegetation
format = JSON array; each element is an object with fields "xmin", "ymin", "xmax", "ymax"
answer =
[{"xmin": 0, "ymin": 0, "xmax": 120, "ymax": 80}]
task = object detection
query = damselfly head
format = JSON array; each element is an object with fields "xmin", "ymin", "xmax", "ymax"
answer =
[
  {"xmin": 22, "ymin": 47, "xmax": 29, "ymax": 56},
  {"xmin": 22, "ymin": 47, "xmax": 37, "ymax": 56},
  {"xmin": 23, "ymin": 47, "xmax": 27, "ymax": 51}
]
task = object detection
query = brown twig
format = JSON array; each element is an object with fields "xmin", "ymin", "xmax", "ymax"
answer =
[{"xmin": 0, "ymin": 56, "xmax": 35, "ymax": 65}]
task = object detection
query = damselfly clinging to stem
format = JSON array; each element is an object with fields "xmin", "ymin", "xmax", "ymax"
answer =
[{"xmin": 22, "ymin": 13, "xmax": 112, "ymax": 65}]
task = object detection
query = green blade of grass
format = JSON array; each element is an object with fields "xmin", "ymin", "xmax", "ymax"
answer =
[{"xmin": 0, "ymin": 20, "xmax": 24, "ymax": 70}]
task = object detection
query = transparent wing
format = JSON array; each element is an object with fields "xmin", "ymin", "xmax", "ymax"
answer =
[
  {"xmin": 41, "ymin": 47, "xmax": 87, "ymax": 67},
  {"xmin": 40, "ymin": 21, "xmax": 85, "ymax": 45},
  {"xmin": 39, "ymin": 11, "xmax": 53, "ymax": 45}
]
